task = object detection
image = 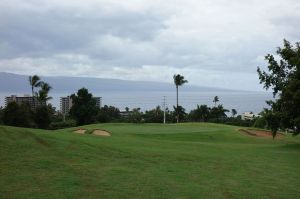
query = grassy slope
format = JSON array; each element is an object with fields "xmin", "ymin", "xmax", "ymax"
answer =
[{"xmin": 0, "ymin": 123, "xmax": 300, "ymax": 199}]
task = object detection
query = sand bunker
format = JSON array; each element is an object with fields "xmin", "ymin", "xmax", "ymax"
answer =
[
  {"xmin": 239, "ymin": 129, "xmax": 283, "ymax": 138},
  {"xmin": 74, "ymin": 129, "xmax": 86, "ymax": 134},
  {"xmin": 92, "ymin": 129, "xmax": 111, "ymax": 136}
]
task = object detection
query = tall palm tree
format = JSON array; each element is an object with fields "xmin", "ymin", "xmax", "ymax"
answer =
[
  {"xmin": 29, "ymin": 75, "xmax": 42, "ymax": 106},
  {"xmin": 29, "ymin": 75, "xmax": 42, "ymax": 97},
  {"xmin": 213, "ymin": 96, "xmax": 219, "ymax": 107},
  {"xmin": 173, "ymin": 74, "xmax": 188, "ymax": 123}
]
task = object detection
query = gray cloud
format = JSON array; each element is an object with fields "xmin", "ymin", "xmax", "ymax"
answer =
[{"xmin": 0, "ymin": 0, "xmax": 299, "ymax": 90}]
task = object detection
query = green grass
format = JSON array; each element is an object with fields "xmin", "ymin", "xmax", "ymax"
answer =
[{"xmin": 0, "ymin": 123, "xmax": 300, "ymax": 199}]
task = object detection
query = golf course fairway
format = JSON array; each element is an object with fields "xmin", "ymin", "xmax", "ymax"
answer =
[{"xmin": 1, "ymin": 123, "xmax": 299, "ymax": 198}]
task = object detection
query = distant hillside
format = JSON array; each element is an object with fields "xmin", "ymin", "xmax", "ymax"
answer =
[{"xmin": 0, "ymin": 72, "xmax": 236, "ymax": 93}]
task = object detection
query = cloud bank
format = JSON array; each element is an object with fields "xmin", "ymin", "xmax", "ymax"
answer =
[{"xmin": 0, "ymin": 0, "xmax": 299, "ymax": 90}]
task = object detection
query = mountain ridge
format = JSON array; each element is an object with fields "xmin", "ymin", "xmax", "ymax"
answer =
[{"xmin": 0, "ymin": 72, "xmax": 244, "ymax": 93}]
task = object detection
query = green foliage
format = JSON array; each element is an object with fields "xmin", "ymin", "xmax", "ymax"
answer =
[
  {"xmin": 253, "ymin": 116, "xmax": 267, "ymax": 129},
  {"xmin": 257, "ymin": 39, "xmax": 300, "ymax": 136},
  {"xmin": 34, "ymin": 105, "xmax": 52, "ymax": 129},
  {"xmin": 263, "ymin": 110, "xmax": 281, "ymax": 139},
  {"xmin": 3, "ymin": 102, "xmax": 33, "ymax": 127},
  {"xmin": 37, "ymin": 82, "xmax": 52, "ymax": 103},
  {"xmin": 231, "ymin": 109, "xmax": 237, "ymax": 117},
  {"xmin": 222, "ymin": 115, "xmax": 255, "ymax": 127},
  {"xmin": 128, "ymin": 108, "xmax": 143, "ymax": 123},
  {"xmin": 173, "ymin": 74, "xmax": 188, "ymax": 87},
  {"xmin": 189, "ymin": 105, "xmax": 210, "ymax": 122},
  {"xmin": 209, "ymin": 105, "xmax": 229, "ymax": 120},
  {"xmin": 49, "ymin": 120, "xmax": 77, "ymax": 130},
  {"xmin": 29, "ymin": 75, "xmax": 42, "ymax": 98},
  {"xmin": 69, "ymin": 88, "xmax": 99, "ymax": 125},
  {"xmin": 188, "ymin": 105, "xmax": 255, "ymax": 127},
  {"xmin": 97, "ymin": 105, "xmax": 121, "ymax": 123},
  {"xmin": 213, "ymin": 96, "xmax": 219, "ymax": 106},
  {"xmin": 143, "ymin": 106, "xmax": 164, "ymax": 123},
  {"xmin": 173, "ymin": 105, "xmax": 186, "ymax": 122}
]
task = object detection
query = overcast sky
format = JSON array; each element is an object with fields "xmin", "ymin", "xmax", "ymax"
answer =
[{"xmin": 0, "ymin": 0, "xmax": 299, "ymax": 91}]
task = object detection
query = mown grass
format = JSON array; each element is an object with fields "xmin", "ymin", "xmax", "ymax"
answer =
[{"xmin": 0, "ymin": 123, "xmax": 300, "ymax": 199}]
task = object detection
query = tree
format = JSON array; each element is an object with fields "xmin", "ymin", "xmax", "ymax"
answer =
[
  {"xmin": 257, "ymin": 40, "xmax": 300, "ymax": 136},
  {"xmin": 97, "ymin": 105, "xmax": 121, "ymax": 123},
  {"xmin": 173, "ymin": 105, "xmax": 186, "ymax": 122},
  {"xmin": 213, "ymin": 96, "xmax": 219, "ymax": 107},
  {"xmin": 37, "ymin": 82, "xmax": 52, "ymax": 104},
  {"xmin": 189, "ymin": 105, "xmax": 210, "ymax": 122},
  {"xmin": 144, "ymin": 106, "xmax": 164, "ymax": 123},
  {"xmin": 209, "ymin": 105, "xmax": 229, "ymax": 121},
  {"xmin": 3, "ymin": 102, "xmax": 33, "ymax": 127},
  {"xmin": 69, "ymin": 88, "xmax": 99, "ymax": 125},
  {"xmin": 128, "ymin": 108, "xmax": 143, "ymax": 123},
  {"xmin": 34, "ymin": 105, "xmax": 52, "ymax": 129},
  {"xmin": 173, "ymin": 74, "xmax": 188, "ymax": 123},
  {"xmin": 29, "ymin": 75, "xmax": 42, "ymax": 105},
  {"xmin": 263, "ymin": 110, "xmax": 280, "ymax": 139},
  {"xmin": 231, "ymin": 109, "xmax": 237, "ymax": 117}
]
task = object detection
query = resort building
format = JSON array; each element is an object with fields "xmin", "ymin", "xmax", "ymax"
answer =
[
  {"xmin": 60, "ymin": 96, "xmax": 102, "ymax": 115},
  {"xmin": 241, "ymin": 112, "xmax": 260, "ymax": 120},
  {"xmin": 5, "ymin": 95, "xmax": 45, "ymax": 109},
  {"xmin": 94, "ymin": 97, "xmax": 102, "ymax": 109},
  {"xmin": 60, "ymin": 96, "xmax": 73, "ymax": 115}
]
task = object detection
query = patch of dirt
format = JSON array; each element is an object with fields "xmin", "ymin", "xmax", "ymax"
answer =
[
  {"xmin": 92, "ymin": 129, "xmax": 111, "ymax": 136},
  {"xmin": 239, "ymin": 129, "xmax": 284, "ymax": 139},
  {"xmin": 73, "ymin": 129, "xmax": 86, "ymax": 134}
]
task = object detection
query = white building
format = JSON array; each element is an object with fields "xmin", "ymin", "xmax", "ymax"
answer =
[
  {"xmin": 241, "ymin": 112, "xmax": 260, "ymax": 120},
  {"xmin": 60, "ymin": 96, "xmax": 73, "ymax": 115},
  {"xmin": 94, "ymin": 97, "xmax": 102, "ymax": 109}
]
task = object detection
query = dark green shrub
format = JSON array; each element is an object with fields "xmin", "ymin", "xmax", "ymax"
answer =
[
  {"xmin": 253, "ymin": 117, "xmax": 267, "ymax": 129},
  {"xmin": 3, "ymin": 102, "xmax": 33, "ymax": 127},
  {"xmin": 49, "ymin": 120, "xmax": 77, "ymax": 130}
]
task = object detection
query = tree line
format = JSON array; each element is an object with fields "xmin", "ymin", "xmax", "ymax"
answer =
[{"xmin": 69, "ymin": 88, "xmax": 239, "ymax": 125}]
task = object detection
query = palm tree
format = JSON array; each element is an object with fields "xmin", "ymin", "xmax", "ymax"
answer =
[
  {"xmin": 231, "ymin": 109, "xmax": 237, "ymax": 117},
  {"xmin": 173, "ymin": 105, "xmax": 186, "ymax": 122},
  {"xmin": 41, "ymin": 82, "xmax": 52, "ymax": 93},
  {"xmin": 213, "ymin": 96, "xmax": 219, "ymax": 107},
  {"xmin": 37, "ymin": 82, "xmax": 52, "ymax": 104},
  {"xmin": 173, "ymin": 74, "xmax": 188, "ymax": 123},
  {"xmin": 29, "ymin": 75, "xmax": 42, "ymax": 106}
]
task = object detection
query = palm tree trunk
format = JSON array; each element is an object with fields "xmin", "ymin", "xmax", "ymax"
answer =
[
  {"xmin": 31, "ymin": 86, "xmax": 35, "ymax": 108},
  {"xmin": 176, "ymin": 85, "xmax": 179, "ymax": 123}
]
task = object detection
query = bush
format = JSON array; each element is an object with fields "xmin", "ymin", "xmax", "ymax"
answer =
[
  {"xmin": 3, "ymin": 102, "xmax": 34, "ymax": 127},
  {"xmin": 253, "ymin": 117, "xmax": 267, "ymax": 129},
  {"xmin": 34, "ymin": 105, "xmax": 52, "ymax": 129},
  {"xmin": 49, "ymin": 120, "xmax": 77, "ymax": 130}
]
